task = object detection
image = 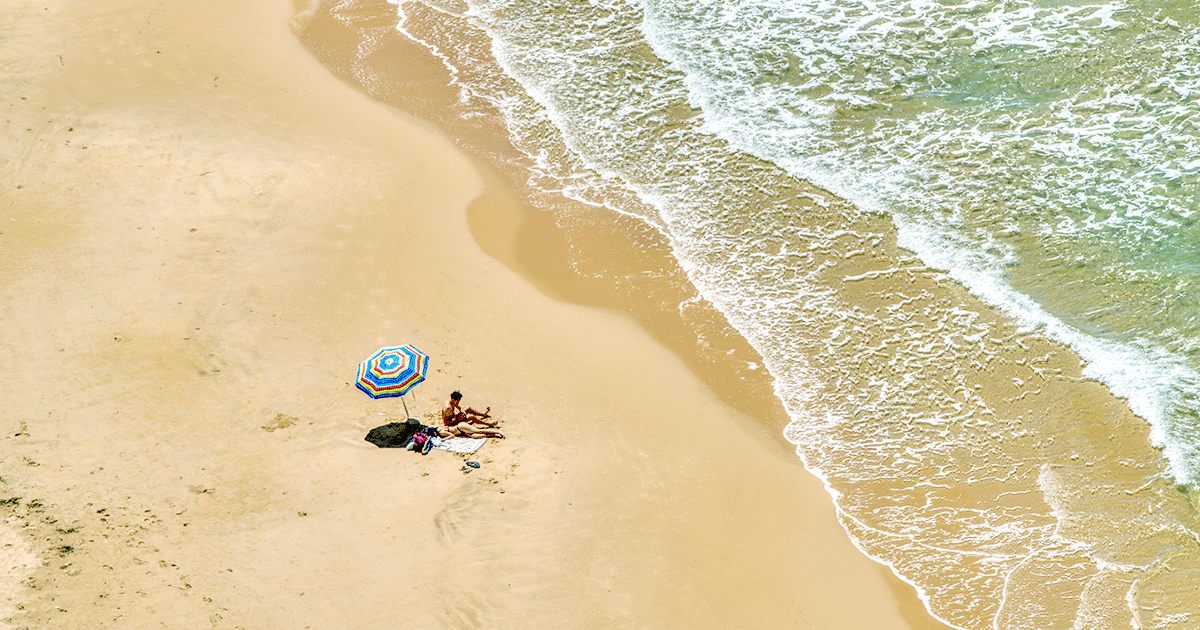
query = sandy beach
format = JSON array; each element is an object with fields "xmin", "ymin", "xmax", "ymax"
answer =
[{"xmin": 0, "ymin": 0, "xmax": 957, "ymax": 628}]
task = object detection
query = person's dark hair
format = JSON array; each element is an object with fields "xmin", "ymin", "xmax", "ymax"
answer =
[{"xmin": 450, "ymin": 391, "xmax": 462, "ymax": 400}]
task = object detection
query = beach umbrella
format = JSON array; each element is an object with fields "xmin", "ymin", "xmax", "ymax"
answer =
[{"xmin": 356, "ymin": 344, "xmax": 429, "ymax": 418}]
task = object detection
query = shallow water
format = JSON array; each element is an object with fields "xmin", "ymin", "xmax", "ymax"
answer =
[
  {"xmin": 377, "ymin": 0, "xmax": 1200, "ymax": 626},
  {"xmin": 640, "ymin": 0, "xmax": 1200, "ymax": 482}
]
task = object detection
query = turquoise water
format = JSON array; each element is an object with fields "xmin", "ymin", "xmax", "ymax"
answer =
[
  {"xmin": 641, "ymin": 0, "xmax": 1200, "ymax": 478},
  {"xmin": 385, "ymin": 0, "xmax": 1200, "ymax": 626}
]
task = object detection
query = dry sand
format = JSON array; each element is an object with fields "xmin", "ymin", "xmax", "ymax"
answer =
[{"xmin": 0, "ymin": 0, "xmax": 954, "ymax": 628}]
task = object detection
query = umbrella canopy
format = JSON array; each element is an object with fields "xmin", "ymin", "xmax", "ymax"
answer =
[{"xmin": 356, "ymin": 344, "xmax": 429, "ymax": 399}]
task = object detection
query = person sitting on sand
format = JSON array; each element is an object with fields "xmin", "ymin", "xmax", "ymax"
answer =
[
  {"xmin": 436, "ymin": 423, "xmax": 504, "ymax": 440},
  {"xmin": 442, "ymin": 391, "xmax": 497, "ymax": 428}
]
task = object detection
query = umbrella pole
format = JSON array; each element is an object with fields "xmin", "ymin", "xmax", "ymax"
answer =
[{"xmin": 401, "ymin": 394, "xmax": 412, "ymax": 420}]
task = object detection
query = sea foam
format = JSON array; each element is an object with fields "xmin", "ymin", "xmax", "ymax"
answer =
[{"xmin": 389, "ymin": 0, "xmax": 1200, "ymax": 626}]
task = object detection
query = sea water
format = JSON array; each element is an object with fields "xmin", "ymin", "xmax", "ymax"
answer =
[{"xmin": 381, "ymin": 0, "xmax": 1200, "ymax": 627}]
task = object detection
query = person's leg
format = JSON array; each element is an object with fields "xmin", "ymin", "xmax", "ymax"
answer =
[
  {"xmin": 477, "ymin": 427, "xmax": 504, "ymax": 438},
  {"xmin": 464, "ymin": 407, "xmax": 495, "ymax": 426},
  {"xmin": 457, "ymin": 425, "xmax": 504, "ymax": 439}
]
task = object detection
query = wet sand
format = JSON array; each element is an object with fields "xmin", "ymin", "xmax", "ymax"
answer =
[
  {"xmin": 0, "ymin": 0, "xmax": 953, "ymax": 628},
  {"xmin": 290, "ymin": 2, "xmax": 1200, "ymax": 629}
]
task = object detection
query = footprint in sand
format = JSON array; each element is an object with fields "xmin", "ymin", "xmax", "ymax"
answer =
[{"xmin": 261, "ymin": 413, "xmax": 297, "ymax": 432}]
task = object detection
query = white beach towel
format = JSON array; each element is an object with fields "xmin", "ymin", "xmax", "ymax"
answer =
[{"xmin": 432, "ymin": 436, "xmax": 488, "ymax": 454}]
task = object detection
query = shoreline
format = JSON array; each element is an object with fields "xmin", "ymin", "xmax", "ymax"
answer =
[
  {"xmin": 295, "ymin": 2, "xmax": 1200, "ymax": 628},
  {"xmin": 1, "ymin": 0, "xmax": 955, "ymax": 629},
  {"xmin": 297, "ymin": 2, "xmax": 965, "ymax": 626},
  {"xmin": 295, "ymin": 0, "xmax": 794, "ymax": 443}
]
